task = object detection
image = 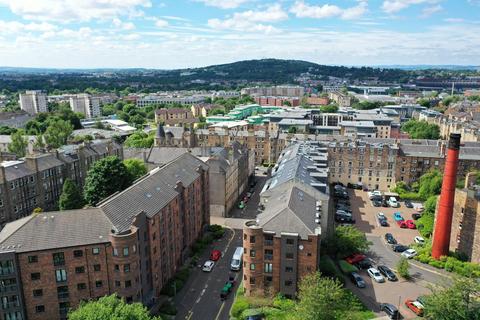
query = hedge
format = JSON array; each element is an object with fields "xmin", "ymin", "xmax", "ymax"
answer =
[{"xmin": 338, "ymin": 260, "xmax": 359, "ymax": 274}]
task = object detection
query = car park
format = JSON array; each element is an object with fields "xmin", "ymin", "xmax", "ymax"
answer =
[
  {"xmin": 404, "ymin": 200, "xmax": 414, "ymax": 208},
  {"xmin": 405, "ymin": 299, "xmax": 424, "ymax": 316},
  {"xmin": 414, "ymin": 236, "xmax": 425, "ymax": 245},
  {"xmin": 393, "ymin": 212, "xmax": 404, "ymax": 221},
  {"xmin": 202, "ymin": 260, "xmax": 215, "ymax": 272},
  {"xmin": 405, "ymin": 220, "xmax": 416, "ymax": 229},
  {"xmin": 402, "ymin": 249, "xmax": 417, "ymax": 259},
  {"xmin": 388, "ymin": 197, "xmax": 400, "ymax": 208},
  {"xmin": 380, "ymin": 303, "xmax": 400, "ymax": 319},
  {"xmin": 349, "ymin": 272, "xmax": 366, "ymax": 288},
  {"xmin": 210, "ymin": 249, "xmax": 222, "ymax": 261},
  {"xmin": 392, "ymin": 244, "xmax": 409, "ymax": 252},
  {"xmin": 385, "ymin": 233, "xmax": 397, "ymax": 244},
  {"xmin": 378, "ymin": 265, "xmax": 397, "ymax": 281},
  {"xmin": 367, "ymin": 267, "xmax": 386, "ymax": 283}
]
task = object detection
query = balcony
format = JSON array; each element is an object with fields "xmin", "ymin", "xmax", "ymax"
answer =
[
  {"xmin": 264, "ymin": 240, "xmax": 273, "ymax": 246},
  {"xmin": 57, "ymin": 292, "xmax": 69, "ymax": 300},
  {"xmin": 0, "ymin": 285, "xmax": 17, "ymax": 293}
]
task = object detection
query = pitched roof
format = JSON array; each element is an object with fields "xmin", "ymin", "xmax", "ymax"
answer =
[
  {"xmin": 0, "ymin": 209, "xmax": 112, "ymax": 253},
  {"xmin": 99, "ymin": 153, "xmax": 208, "ymax": 232}
]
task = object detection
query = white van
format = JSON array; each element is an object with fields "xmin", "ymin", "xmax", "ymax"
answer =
[
  {"xmin": 388, "ymin": 197, "xmax": 399, "ymax": 208},
  {"xmin": 230, "ymin": 247, "xmax": 243, "ymax": 271}
]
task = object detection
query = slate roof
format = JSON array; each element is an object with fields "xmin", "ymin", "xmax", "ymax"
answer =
[
  {"xmin": 99, "ymin": 152, "xmax": 208, "ymax": 232},
  {"xmin": 256, "ymin": 183, "xmax": 320, "ymax": 239},
  {"xmin": 0, "ymin": 209, "xmax": 112, "ymax": 253}
]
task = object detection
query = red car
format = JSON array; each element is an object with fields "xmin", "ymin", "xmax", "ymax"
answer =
[
  {"xmin": 405, "ymin": 299, "xmax": 424, "ymax": 316},
  {"xmin": 210, "ymin": 250, "xmax": 222, "ymax": 261},
  {"xmin": 397, "ymin": 220, "xmax": 408, "ymax": 228},
  {"xmin": 405, "ymin": 220, "xmax": 416, "ymax": 229},
  {"xmin": 345, "ymin": 253, "xmax": 366, "ymax": 264}
]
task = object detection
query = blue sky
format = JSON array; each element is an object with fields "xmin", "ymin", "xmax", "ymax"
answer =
[{"xmin": 0, "ymin": 0, "xmax": 479, "ymax": 68}]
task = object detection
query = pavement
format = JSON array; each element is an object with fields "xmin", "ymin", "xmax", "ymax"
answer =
[
  {"xmin": 174, "ymin": 229, "xmax": 243, "ymax": 320},
  {"xmin": 343, "ymin": 188, "xmax": 450, "ymax": 319}
]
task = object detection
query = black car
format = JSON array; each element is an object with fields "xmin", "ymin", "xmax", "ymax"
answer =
[
  {"xmin": 378, "ymin": 265, "xmax": 398, "ymax": 281},
  {"xmin": 372, "ymin": 199, "xmax": 382, "ymax": 207},
  {"xmin": 412, "ymin": 213, "xmax": 421, "ymax": 220},
  {"xmin": 385, "ymin": 233, "xmax": 397, "ymax": 244},
  {"xmin": 337, "ymin": 199, "xmax": 351, "ymax": 206},
  {"xmin": 336, "ymin": 205, "xmax": 351, "ymax": 212},
  {"xmin": 392, "ymin": 244, "xmax": 409, "ymax": 252},
  {"xmin": 382, "ymin": 199, "xmax": 389, "ymax": 207},
  {"xmin": 379, "ymin": 218, "xmax": 388, "ymax": 227},
  {"xmin": 335, "ymin": 215, "xmax": 356, "ymax": 224},
  {"xmin": 349, "ymin": 272, "xmax": 366, "ymax": 288},
  {"xmin": 355, "ymin": 259, "xmax": 372, "ymax": 270},
  {"xmin": 404, "ymin": 200, "xmax": 414, "ymax": 208},
  {"xmin": 380, "ymin": 303, "xmax": 400, "ymax": 319}
]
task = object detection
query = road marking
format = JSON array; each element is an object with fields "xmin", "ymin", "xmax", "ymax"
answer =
[
  {"xmin": 214, "ymin": 301, "xmax": 226, "ymax": 320},
  {"xmin": 200, "ymin": 288, "xmax": 206, "ymax": 296},
  {"xmin": 185, "ymin": 311, "xmax": 193, "ymax": 320}
]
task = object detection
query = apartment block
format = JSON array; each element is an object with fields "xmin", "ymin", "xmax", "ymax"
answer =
[
  {"xmin": 254, "ymin": 96, "xmax": 300, "ymax": 107},
  {"xmin": 69, "ymin": 94, "xmax": 101, "ymax": 118},
  {"xmin": 241, "ymin": 85, "xmax": 304, "ymax": 97},
  {"xmin": 154, "ymin": 108, "xmax": 198, "ymax": 126},
  {"xmin": 19, "ymin": 91, "xmax": 47, "ymax": 115},
  {"xmin": 0, "ymin": 153, "xmax": 209, "ymax": 320}
]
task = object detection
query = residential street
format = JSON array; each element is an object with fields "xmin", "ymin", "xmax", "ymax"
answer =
[{"xmin": 174, "ymin": 229, "xmax": 243, "ymax": 320}]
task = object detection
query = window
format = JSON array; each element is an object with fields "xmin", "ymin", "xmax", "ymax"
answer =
[
  {"xmin": 31, "ymin": 273, "xmax": 40, "ymax": 281},
  {"xmin": 114, "ymin": 264, "xmax": 120, "ymax": 272},
  {"xmin": 285, "ymin": 266, "xmax": 293, "ymax": 273},
  {"xmin": 124, "ymin": 264, "xmax": 130, "ymax": 273},
  {"xmin": 286, "ymin": 253, "xmax": 294, "ymax": 259},
  {"xmin": 249, "ymin": 236, "xmax": 255, "ymax": 243},
  {"xmin": 250, "ymin": 263, "xmax": 255, "ymax": 270},
  {"xmin": 35, "ymin": 305, "xmax": 45, "ymax": 313},
  {"xmin": 92, "ymin": 248, "xmax": 100, "ymax": 255},
  {"xmin": 113, "ymin": 248, "xmax": 118, "ymax": 256},
  {"xmin": 53, "ymin": 252, "xmax": 65, "ymax": 266},
  {"xmin": 93, "ymin": 264, "xmax": 101, "ymax": 272},
  {"xmin": 125, "ymin": 280, "xmax": 132, "ymax": 288},
  {"xmin": 28, "ymin": 256, "xmax": 38, "ymax": 263},
  {"xmin": 264, "ymin": 263, "xmax": 273, "ymax": 273},
  {"xmin": 55, "ymin": 269, "xmax": 67, "ymax": 283},
  {"xmin": 249, "ymin": 277, "xmax": 255, "ymax": 284},
  {"xmin": 264, "ymin": 234, "xmax": 273, "ymax": 245},
  {"xmin": 286, "ymin": 239, "xmax": 294, "ymax": 245},
  {"xmin": 123, "ymin": 247, "xmax": 129, "ymax": 257},
  {"xmin": 284, "ymin": 280, "xmax": 293, "ymax": 286},
  {"xmin": 77, "ymin": 283, "xmax": 86, "ymax": 290},
  {"xmin": 33, "ymin": 289, "xmax": 43, "ymax": 297},
  {"xmin": 73, "ymin": 250, "xmax": 83, "ymax": 258},
  {"xmin": 95, "ymin": 280, "xmax": 103, "ymax": 288},
  {"xmin": 115, "ymin": 280, "xmax": 121, "ymax": 287},
  {"xmin": 75, "ymin": 266, "xmax": 85, "ymax": 274},
  {"xmin": 250, "ymin": 250, "xmax": 256, "ymax": 258},
  {"xmin": 264, "ymin": 249, "xmax": 273, "ymax": 260},
  {"xmin": 57, "ymin": 286, "xmax": 69, "ymax": 299}
]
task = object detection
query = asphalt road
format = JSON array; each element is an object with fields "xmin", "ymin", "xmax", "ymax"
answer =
[{"xmin": 174, "ymin": 229, "xmax": 243, "ymax": 320}]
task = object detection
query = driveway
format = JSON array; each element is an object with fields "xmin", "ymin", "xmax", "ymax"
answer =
[
  {"xmin": 230, "ymin": 167, "xmax": 269, "ymax": 220},
  {"xmin": 341, "ymin": 188, "xmax": 450, "ymax": 319},
  {"xmin": 174, "ymin": 229, "xmax": 243, "ymax": 320}
]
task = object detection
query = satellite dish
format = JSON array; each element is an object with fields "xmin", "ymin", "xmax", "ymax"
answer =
[{"xmin": 299, "ymin": 245, "xmax": 304, "ymax": 250}]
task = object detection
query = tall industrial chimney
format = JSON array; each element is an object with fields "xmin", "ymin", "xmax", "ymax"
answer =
[{"xmin": 431, "ymin": 133, "xmax": 461, "ymax": 260}]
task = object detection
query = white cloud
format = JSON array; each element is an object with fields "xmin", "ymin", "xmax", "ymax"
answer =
[
  {"xmin": 0, "ymin": 0, "xmax": 152, "ymax": 22},
  {"xmin": 161, "ymin": 15, "xmax": 190, "ymax": 22},
  {"xmin": 421, "ymin": 5, "xmax": 442, "ymax": 18},
  {"xmin": 155, "ymin": 19, "xmax": 169, "ymax": 28},
  {"xmin": 444, "ymin": 18, "xmax": 465, "ymax": 23},
  {"xmin": 381, "ymin": 0, "xmax": 439, "ymax": 14},
  {"xmin": 0, "ymin": 20, "xmax": 57, "ymax": 34},
  {"xmin": 290, "ymin": 1, "xmax": 367, "ymax": 20},
  {"xmin": 112, "ymin": 18, "xmax": 135, "ymax": 30},
  {"xmin": 208, "ymin": 4, "xmax": 287, "ymax": 33},
  {"xmin": 194, "ymin": 0, "xmax": 250, "ymax": 9}
]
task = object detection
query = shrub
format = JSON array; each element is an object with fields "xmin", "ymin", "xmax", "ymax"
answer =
[
  {"xmin": 208, "ymin": 224, "xmax": 224, "ymax": 233},
  {"xmin": 272, "ymin": 295, "xmax": 295, "ymax": 311},
  {"xmin": 338, "ymin": 260, "xmax": 358, "ymax": 274},
  {"xmin": 428, "ymin": 259, "xmax": 445, "ymax": 269},
  {"xmin": 213, "ymin": 229, "xmax": 225, "ymax": 239},
  {"xmin": 231, "ymin": 297, "xmax": 250, "ymax": 318},
  {"xmin": 397, "ymin": 257, "xmax": 411, "ymax": 279}
]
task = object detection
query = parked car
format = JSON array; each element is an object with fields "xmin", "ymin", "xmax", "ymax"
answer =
[
  {"xmin": 210, "ymin": 249, "xmax": 222, "ymax": 261},
  {"xmin": 379, "ymin": 217, "xmax": 388, "ymax": 227},
  {"xmin": 406, "ymin": 220, "xmax": 416, "ymax": 229},
  {"xmin": 388, "ymin": 197, "xmax": 400, "ymax": 208},
  {"xmin": 350, "ymin": 272, "xmax": 366, "ymax": 288},
  {"xmin": 220, "ymin": 281, "xmax": 234, "ymax": 300},
  {"xmin": 382, "ymin": 199, "xmax": 389, "ymax": 207},
  {"xmin": 246, "ymin": 192, "xmax": 253, "ymax": 198},
  {"xmin": 334, "ymin": 184, "xmax": 347, "ymax": 192},
  {"xmin": 393, "ymin": 212, "xmax": 404, "ymax": 221},
  {"xmin": 335, "ymin": 215, "xmax": 356, "ymax": 224},
  {"xmin": 414, "ymin": 236, "xmax": 425, "ymax": 245},
  {"xmin": 355, "ymin": 258, "xmax": 373, "ymax": 270},
  {"xmin": 404, "ymin": 200, "xmax": 414, "ymax": 208},
  {"xmin": 385, "ymin": 233, "xmax": 397, "ymax": 244},
  {"xmin": 378, "ymin": 265, "xmax": 398, "ymax": 281},
  {"xmin": 397, "ymin": 220, "xmax": 408, "ymax": 228},
  {"xmin": 392, "ymin": 244, "xmax": 409, "ymax": 252},
  {"xmin": 372, "ymin": 199, "xmax": 382, "ymax": 207},
  {"xmin": 405, "ymin": 299, "xmax": 424, "ymax": 316},
  {"xmin": 402, "ymin": 249, "xmax": 418, "ymax": 259},
  {"xmin": 412, "ymin": 213, "xmax": 422, "ymax": 220},
  {"xmin": 245, "ymin": 313, "xmax": 265, "ymax": 320},
  {"xmin": 367, "ymin": 268, "xmax": 385, "ymax": 283},
  {"xmin": 202, "ymin": 260, "xmax": 215, "ymax": 272},
  {"xmin": 415, "ymin": 204, "xmax": 425, "ymax": 212},
  {"xmin": 345, "ymin": 253, "xmax": 366, "ymax": 264},
  {"xmin": 337, "ymin": 199, "xmax": 351, "ymax": 206},
  {"xmin": 368, "ymin": 191, "xmax": 382, "ymax": 200},
  {"xmin": 336, "ymin": 204, "xmax": 351, "ymax": 212},
  {"xmin": 336, "ymin": 210, "xmax": 352, "ymax": 217},
  {"xmin": 380, "ymin": 303, "xmax": 400, "ymax": 319}
]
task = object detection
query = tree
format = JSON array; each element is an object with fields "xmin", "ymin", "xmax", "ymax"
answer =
[
  {"xmin": 294, "ymin": 272, "xmax": 364, "ymax": 320},
  {"xmin": 69, "ymin": 294, "xmax": 161, "ymax": 320},
  {"xmin": 319, "ymin": 104, "xmax": 338, "ymax": 113},
  {"xmin": 325, "ymin": 225, "xmax": 372, "ymax": 258},
  {"xmin": 288, "ymin": 126, "xmax": 297, "ymax": 134},
  {"xmin": 124, "ymin": 159, "xmax": 148, "ymax": 181},
  {"xmin": 423, "ymin": 276, "xmax": 480, "ymax": 320},
  {"xmin": 84, "ymin": 156, "xmax": 131, "ymax": 206},
  {"xmin": 418, "ymin": 170, "xmax": 443, "ymax": 199},
  {"xmin": 8, "ymin": 129, "xmax": 28, "ymax": 157},
  {"xmin": 124, "ymin": 131, "xmax": 154, "ymax": 148},
  {"xmin": 401, "ymin": 120, "xmax": 440, "ymax": 140},
  {"xmin": 44, "ymin": 119, "xmax": 73, "ymax": 149},
  {"xmin": 397, "ymin": 257, "xmax": 411, "ymax": 279},
  {"xmin": 59, "ymin": 179, "xmax": 85, "ymax": 210},
  {"xmin": 283, "ymin": 100, "xmax": 292, "ymax": 106}
]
